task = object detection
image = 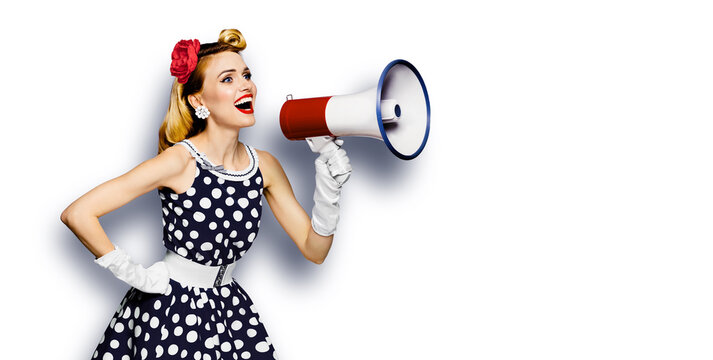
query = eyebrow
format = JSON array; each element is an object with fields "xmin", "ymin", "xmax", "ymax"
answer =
[{"xmin": 218, "ymin": 67, "xmax": 250, "ymax": 78}]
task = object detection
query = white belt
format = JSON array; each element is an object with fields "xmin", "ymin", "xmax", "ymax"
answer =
[{"xmin": 163, "ymin": 250, "xmax": 237, "ymax": 288}]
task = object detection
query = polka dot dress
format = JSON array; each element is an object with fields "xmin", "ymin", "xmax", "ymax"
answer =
[{"xmin": 92, "ymin": 139, "xmax": 277, "ymax": 360}]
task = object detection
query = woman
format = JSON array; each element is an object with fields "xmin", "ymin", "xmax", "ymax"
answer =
[{"xmin": 61, "ymin": 29, "xmax": 351, "ymax": 360}]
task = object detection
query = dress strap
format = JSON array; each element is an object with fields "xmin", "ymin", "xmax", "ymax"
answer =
[
  {"xmin": 176, "ymin": 140, "xmax": 225, "ymax": 171},
  {"xmin": 176, "ymin": 140, "xmax": 200, "ymax": 159}
]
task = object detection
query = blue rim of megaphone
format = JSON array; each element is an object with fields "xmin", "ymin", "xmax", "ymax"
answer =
[{"xmin": 376, "ymin": 59, "xmax": 431, "ymax": 160}]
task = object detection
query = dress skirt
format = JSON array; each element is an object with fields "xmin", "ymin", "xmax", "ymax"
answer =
[{"xmin": 92, "ymin": 278, "xmax": 277, "ymax": 360}]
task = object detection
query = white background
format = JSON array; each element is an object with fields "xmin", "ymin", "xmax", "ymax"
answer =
[{"xmin": 2, "ymin": 0, "xmax": 712, "ymax": 359}]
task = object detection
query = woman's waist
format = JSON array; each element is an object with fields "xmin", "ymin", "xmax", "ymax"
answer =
[{"xmin": 162, "ymin": 250, "xmax": 237, "ymax": 288}]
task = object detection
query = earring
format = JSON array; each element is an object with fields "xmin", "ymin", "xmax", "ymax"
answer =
[{"xmin": 195, "ymin": 106, "xmax": 210, "ymax": 119}]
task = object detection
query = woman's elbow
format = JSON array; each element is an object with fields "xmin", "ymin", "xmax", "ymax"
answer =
[{"xmin": 60, "ymin": 207, "xmax": 73, "ymax": 225}]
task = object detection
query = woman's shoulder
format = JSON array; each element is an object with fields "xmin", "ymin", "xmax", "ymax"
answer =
[
  {"xmin": 252, "ymin": 147, "xmax": 278, "ymax": 166},
  {"xmin": 152, "ymin": 142, "xmax": 194, "ymax": 177}
]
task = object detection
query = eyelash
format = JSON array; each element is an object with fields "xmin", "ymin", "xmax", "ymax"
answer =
[{"xmin": 221, "ymin": 73, "xmax": 252, "ymax": 83}]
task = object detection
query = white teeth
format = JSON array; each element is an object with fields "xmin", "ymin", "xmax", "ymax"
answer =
[{"xmin": 235, "ymin": 97, "xmax": 252, "ymax": 106}]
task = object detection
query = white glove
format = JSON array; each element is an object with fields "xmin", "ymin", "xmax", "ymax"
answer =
[
  {"xmin": 307, "ymin": 136, "xmax": 352, "ymax": 236},
  {"xmin": 94, "ymin": 245, "xmax": 171, "ymax": 295}
]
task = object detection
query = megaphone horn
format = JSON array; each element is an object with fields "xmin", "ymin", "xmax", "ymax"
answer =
[{"xmin": 280, "ymin": 59, "xmax": 430, "ymax": 160}]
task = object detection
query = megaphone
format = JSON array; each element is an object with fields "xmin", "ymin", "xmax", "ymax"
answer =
[{"xmin": 280, "ymin": 59, "xmax": 430, "ymax": 160}]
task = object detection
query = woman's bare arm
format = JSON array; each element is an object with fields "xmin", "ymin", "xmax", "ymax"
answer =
[
  {"xmin": 258, "ymin": 150, "xmax": 334, "ymax": 264},
  {"xmin": 60, "ymin": 146, "xmax": 189, "ymax": 258}
]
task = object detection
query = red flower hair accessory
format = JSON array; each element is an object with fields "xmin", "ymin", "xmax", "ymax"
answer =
[{"xmin": 170, "ymin": 39, "xmax": 200, "ymax": 84}]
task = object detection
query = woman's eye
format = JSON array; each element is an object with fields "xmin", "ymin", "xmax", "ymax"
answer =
[
  {"xmin": 243, "ymin": 73, "xmax": 252, "ymax": 80},
  {"xmin": 221, "ymin": 76, "xmax": 233, "ymax": 83}
]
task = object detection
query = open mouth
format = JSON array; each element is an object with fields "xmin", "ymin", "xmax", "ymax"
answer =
[{"xmin": 234, "ymin": 94, "xmax": 254, "ymax": 114}]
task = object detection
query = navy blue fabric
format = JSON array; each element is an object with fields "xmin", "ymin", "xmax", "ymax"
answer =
[{"xmin": 92, "ymin": 140, "xmax": 277, "ymax": 360}]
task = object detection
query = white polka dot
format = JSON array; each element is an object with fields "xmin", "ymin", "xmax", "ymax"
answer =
[
  {"xmin": 209, "ymin": 222, "xmax": 218, "ymax": 230},
  {"xmin": 218, "ymin": 177, "xmax": 225, "ymax": 184},
  {"xmin": 190, "ymin": 230, "xmax": 199, "ymax": 239},
  {"xmin": 247, "ymin": 328, "xmax": 257, "ymax": 337},
  {"xmin": 227, "ymin": 186, "xmax": 236, "ymax": 195},
  {"xmin": 161, "ymin": 327, "xmax": 169, "ymax": 340},
  {"xmin": 247, "ymin": 233, "xmax": 256, "ymax": 242},
  {"xmin": 203, "ymin": 354, "xmax": 211, "ymax": 360},
  {"xmin": 200, "ymin": 242, "xmax": 213, "ymax": 251},
  {"xmin": 230, "ymin": 230, "xmax": 237, "ymax": 238},
  {"xmin": 193, "ymin": 351, "xmax": 201, "ymax": 360},
  {"xmin": 103, "ymin": 353, "xmax": 113, "ymax": 360},
  {"xmin": 156, "ymin": 345, "xmax": 164, "ymax": 357},
  {"xmin": 168, "ymin": 223, "xmax": 175, "ymax": 232},
  {"xmin": 141, "ymin": 348, "xmax": 147, "ymax": 360},
  {"xmin": 221, "ymin": 342, "xmax": 232, "ymax": 352},
  {"xmin": 181, "ymin": 350, "xmax": 187, "ymax": 358},
  {"xmin": 236, "ymin": 241, "xmax": 244, "ymax": 248},
  {"xmin": 122, "ymin": 355, "xmax": 130, "ymax": 360},
  {"xmin": 183, "ymin": 199, "xmax": 193, "ymax": 208},
  {"xmin": 248, "ymin": 190, "xmax": 259, "ymax": 199},
  {"xmin": 212, "ymin": 188, "xmax": 222, "ymax": 199},
  {"xmin": 186, "ymin": 314, "xmax": 197, "ymax": 326},
  {"xmin": 193, "ymin": 211, "xmax": 205, "ymax": 222},
  {"xmin": 114, "ymin": 322, "xmax": 124, "ymax": 333},
  {"xmin": 174, "ymin": 326, "xmax": 183, "ymax": 336},
  {"xmin": 110, "ymin": 339, "xmax": 119, "ymax": 349},
  {"xmin": 203, "ymin": 176, "xmax": 212, "ymax": 185},
  {"xmin": 170, "ymin": 193, "xmax": 179, "ymax": 200},
  {"xmin": 150, "ymin": 317, "xmax": 159, "ymax": 328},
  {"xmin": 255, "ymin": 341, "xmax": 270, "ymax": 353},
  {"xmin": 186, "ymin": 330, "xmax": 198, "ymax": 343},
  {"xmin": 241, "ymin": 351, "xmax": 251, "ymax": 359},
  {"xmin": 183, "ymin": 219, "xmax": 189, "ymax": 227},
  {"xmin": 200, "ymin": 197, "xmax": 212, "ymax": 209},
  {"xmin": 256, "ymin": 177, "xmax": 262, "ymax": 184},
  {"xmin": 168, "ymin": 344, "xmax": 179, "ymax": 356},
  {"xmin": 251, "ymin": 208, "xmax": 259, "ymax": 218},
  {"xmin": 249, "ymin": 317, "xmax": 258, "ymax": 326},
  {"xmin": 186, "ymin": 187, "xmax": 196, "ymax": 196},
  {"xmin": 216, "ymin": 322, "xmax": 226, "ymax": 333},
  {"xmin": 134, "ymin": 325, "xmax": 142, "ymax": 337},
  {"xmin": 174, "ymin": 230, "xmax": 183, "ymax": 240},
  {"xmin": 245, "ymin": 221, "xmax": 252, "ymax": 229},
  {"xmin": 177, "ymin": 247, "xmax": 188, "ymax": 256},
  {"xmin": 185, "ymin": 241, "xmax": 194, "ymax": 250},
  {"xmin": 214, "ymin": 208, "xmax": 224, "ymax": 218},
  {"xmin": 142, "ymin": 312, "xmax": 149, "ymax": 322},
  {"xmin": 234, "ymin": 339, "xmax": 244, "ymax": 349},
  {"xmin": 153, "ymin": 300, "xmax": 162, "ymax": 310},
  {"xmin": 238, "ymin": 198, "xmax": 249, "ymax": 208},
  {"xmin": 204, "ymin": 337, "xmax": 215, "ymax": 349},
  {"xmin": 175, "ymin": 207, "xmax": 184, "ymax": 216},
  {"xmin": 221, "ymin": 287, "xmax": 231, "ymax": 297},
  {"xmin": 243, "ymin": 180, "xmax": 250, "ymax": 186},
  {"xmin": 223, "ymin": 220, "xmax": 230, "ymax": 228},
  {"xmin": 231, "ymin": 320, "xmax": 242, "ymax": 331},
  {"xmin": 215, "ymin": 233, "xmax": 223, "ymax": 242},
  {"xmin": 225, "ymin": 197, "xmax": 235, "ymax": 206},
  {"xmin": 233, "ymin": 211, "xmax": 243, "ymax": 221},
  {"xmin": 172, "ymin": 314, "xmax": 180, "ymax": 323}
]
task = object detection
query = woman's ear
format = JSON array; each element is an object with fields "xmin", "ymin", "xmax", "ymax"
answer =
[{"xmin": 187, "ymin": 94, "xmax": 202, "ymax": 109}]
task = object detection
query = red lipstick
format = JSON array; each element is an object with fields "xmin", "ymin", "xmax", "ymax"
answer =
[{"xmin": 234, "ymin": 94, "xmax": 254, "ymax": 114}]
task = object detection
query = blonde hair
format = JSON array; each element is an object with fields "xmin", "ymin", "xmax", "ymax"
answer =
[{"xmin": 158, "ymin": 29, "xmax": 247, "ymax": 154}]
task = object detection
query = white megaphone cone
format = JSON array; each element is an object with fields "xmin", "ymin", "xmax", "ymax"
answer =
[{"xmin": 280, "ymin": 59, "xmax": 430, "ymax": 160}]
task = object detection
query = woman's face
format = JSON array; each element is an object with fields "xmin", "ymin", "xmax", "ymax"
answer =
[{"xmin": 196, "ymin": 51, "xmax": 257, "ymax": 128}]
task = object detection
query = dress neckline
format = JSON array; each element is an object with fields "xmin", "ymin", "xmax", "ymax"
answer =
[{"xmin": 179, "ymin": 139, "xmax": 259, "ymax": 181}]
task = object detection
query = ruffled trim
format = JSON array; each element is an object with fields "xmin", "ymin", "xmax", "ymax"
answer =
[{"xmin": 176, "ymin": 139, "xmax": 260, "ymax": 182}]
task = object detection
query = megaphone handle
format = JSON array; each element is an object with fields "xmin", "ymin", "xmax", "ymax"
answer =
[{"xmin": 306, "ymin": 136, "xmax": 339, "ymax": 155}]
